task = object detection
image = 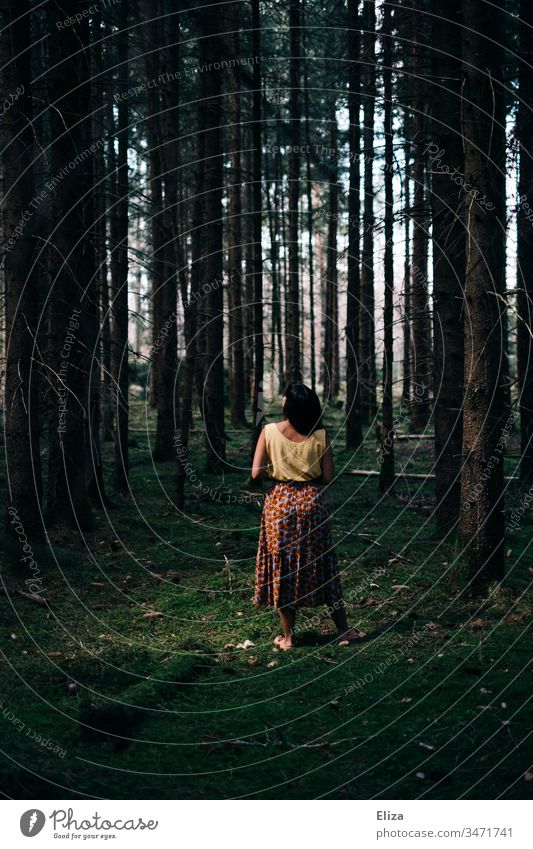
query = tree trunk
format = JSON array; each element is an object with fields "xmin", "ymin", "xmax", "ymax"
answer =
[
  {"xmin": 345, "ymin": 0, "xmax": 363, "ymax": 448},
  {"xmin": 303, "ymin": 22, "xmax": 316, "ymax": 393},
  {"xmin": 228, "ymin": 22, "xmax": 246, "ymax": 426},
  {"xmin": 430, "ymin": 0, "xmax": 465, "ymax": 529},
  {"xmin": 359, "ymin": 0, "xmax": 376, "ymax": 422},
  {"xmin": 111, "ymin": 2, "xmax": 129, "ymax": 488},
  {"xmin": 251, "ymin": 0, "xmax": 264, "ymax": 447},
  {"xmin": 324, "ymin": 103, "xmax": 339, "ymax": 401},
  {"xmin": 458, "ymin": 0, "xmax": 507, "ymax": 588},
  {"xmin": 2, "ymin": 0, "xmax": 43, "ymax": 539},
  {"xmin": 409, "ymin": 5, "xmax": 431, "ymax": 431},
  {"xmin": 379, "ymin": 0, "xmax": 395, "ymax": 493},
  {"xmin": 202, "ymin": 4, "xmax": 226, "ymax": 471},
  {"xmin": 517, "ymin": 0, "xmax": 533, "ymax": 488},
  {"xmin": 285, "ymin": 0, "xmax": 302, "ymax": 384},
  {"xmin": 154, "ymin": 1, "xmax": 180, "ymax": 461},
  {"xmin": 401, "ymin": 129, "xmax": 411, "ymax": 407},
  {"xmin": 45, "ymin": 1, "xmax": 96, "ymax": 528}
]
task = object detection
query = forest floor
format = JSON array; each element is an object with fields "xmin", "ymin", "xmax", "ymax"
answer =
[{"xmin": 0, "ymin": 401, "xmax": 532, "ymax": 799}]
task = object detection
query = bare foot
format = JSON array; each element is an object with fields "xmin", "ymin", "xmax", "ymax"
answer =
[
  {"xmin": 274, "ymin": 635, "xmax": 295, "ymax": 650},
  {"xmin": 338, "ymin": 627, "xmax": 367, "ymax": 646}
]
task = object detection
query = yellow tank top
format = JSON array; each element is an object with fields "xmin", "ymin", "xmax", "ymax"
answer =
[{"xmin": 264, "ymin": 422, "xmax": 326, "ymax": 481}]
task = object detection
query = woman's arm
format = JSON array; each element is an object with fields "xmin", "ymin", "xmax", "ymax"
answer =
[
  {"xmin": 251, "ymin": 428, "xmax": 269, "ymax": 481},
  {"xmin": 320, "ymin": 431, "xmax": 335, "ymax": 484}
]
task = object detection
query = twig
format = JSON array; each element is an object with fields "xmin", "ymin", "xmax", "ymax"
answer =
[
  {"xmin": 223, "ymin": 555, "xmax": 233, "ymax": 595},
  {"xmin": 348, "ymin": 532, "xmax": 413, "ymax": 564}
]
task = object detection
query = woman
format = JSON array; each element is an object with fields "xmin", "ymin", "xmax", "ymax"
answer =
[{"xmin": 252, "ymin": 382, "xmax": 366, "ymax": 649}]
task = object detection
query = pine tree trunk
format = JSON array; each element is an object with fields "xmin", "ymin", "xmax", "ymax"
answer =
[
  {"xmin": 401, "ymin": 130, "xmax": 411, "ymax": 407},
  {"xmin": 359, "ymin": 0, "xmax": 376, "ymax": 422},
  {"xmin": 251, "ymin": 0, "xmax": 264, "ymax": 447},
  {"xmin": 409, "ymin": 6, "xmax": 431, "ymax": 431},
  {"xmin": 458, "ymin": 0, "xmax": 507, "ymax": 587},
  {"xmin": 45, "ymin": 1, "xmax": 96, "ymax": 528},
  {"xmin": 111, "ymin": 2, "xmax": 129, "ymax": 488},
  {"xmin": 517, "ymin": 0, "xmax": 533, "ymax": 488},
  {"xmin": 228, "ymin": 24, "xmax": 246, "ymax": 426},
  {"xmin": 2, "ymin": 0, "xmax": 43, "ymax": 539},
  {"xmin": 324, "ymin": 104, "xmax": 339, "ymax": 401},
  {"xmin": 345, "ymin": 0, "xmax": 363, "ymax": 448},
  {"xmin": 154, "ymin": 2, "xmax": 179, "ymax": 461},
  {"xmin": 285, "ymin": 0, "xmax": 302, "ymax": 384},
  {"xmin": 88, "ymin": 9, "xmax": 107, "ymax": 506},
  {"xmin": 303, "ymin": 22, "xmax": 316, "ymax": 393},
  {"xmin": 379, "ymin": 0, "xmax": 395, "ymax": 493},
  {"xmin": 202, "ymin": 4, "xmax": 226, "ymax": 471},
  {"xmin": 430, "ymin": 0, "xmax": 465, "ymax": 529}
]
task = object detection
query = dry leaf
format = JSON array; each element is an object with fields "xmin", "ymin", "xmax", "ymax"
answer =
[{"xmin": 236, "ymin": 639, "xmax": 254, "ymax": 650}]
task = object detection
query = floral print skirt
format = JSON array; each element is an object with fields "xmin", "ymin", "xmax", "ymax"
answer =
[{"xmin": 254, "ymin": 482, "xmax": 343, "ymax": 610}]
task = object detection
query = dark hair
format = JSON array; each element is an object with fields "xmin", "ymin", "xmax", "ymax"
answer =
[{"xmin": 282, "ymin": 382, "xmax": 323, "ymax": 436}]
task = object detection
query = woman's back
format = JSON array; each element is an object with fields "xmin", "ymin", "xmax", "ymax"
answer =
[{"xmin": 264, "ymin": 421, "xmax": 326, "ymax": 481}]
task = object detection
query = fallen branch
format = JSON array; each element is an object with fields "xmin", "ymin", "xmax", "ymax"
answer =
[
  {"xmin": 202, "ymin": 735, "xmax": 360, "ymax": 750},
  {"xmin": 16, "ymin": 590, "xmax": 49, "ymax": 606},
  {"xmin": 346, "ymin": 532, "xmax": 413, "ymax": 564}
]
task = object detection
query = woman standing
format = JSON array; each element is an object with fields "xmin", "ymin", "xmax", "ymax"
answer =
[{"xmin": 252, "ymin": 383, "xmax": 366, "ymax": 649}]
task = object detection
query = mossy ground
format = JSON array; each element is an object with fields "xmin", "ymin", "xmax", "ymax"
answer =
[{"xmin": 0, "ymin": 401, "xmax": 531, "ymax": 799}]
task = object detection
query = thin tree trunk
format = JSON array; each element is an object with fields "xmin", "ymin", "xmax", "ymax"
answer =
[
  {"xmin": 303, "ymin": 24, "xmax": 316, "ymax": 393},
  {"xmin": 379, "ymin": 0, "xmax": 395, "ymax": 493},
  {"xmin": 228, "ymin": 22, "xmax": 246, "ymax": 426},
  {"xmin": 111, "ymin": 2, "xmax": 129, "ymax": 488},
  {"xmin": 409, "ymin": 5, "xmax": 431, "ymax": 431},
  {"xmin": 359, "ymin": 0, "xmax": 376, "ymax": 422},
  {"xmin": 345, "ymin": 0, "xmax": 363, "ymax": 448},
  {"xmin": 251, "ymin": 0, "xmax": 264, "ymax": 448},
  {"xmin": 154, "ymin": 1, "xmax": 179, "ymax": 461},
  {"xmin": 517, "ymin": 0, "xmax": 533, "ymax": 488},
  {"xmin": 88, "ymin": 9, "xmax": 108, "ymax": 506},
  {"xmin": 324, "ymin": 102, "xmax": 339, "ymax": 401},
  {"xmin": 202, "ymin": 3, "xmax": 226, "ymax": 471},
  {"xmin": 285, "ymin": 0, "xmax": 302, "ymax": 384},
  {"xmin": 402, "ymin": 129, "xmax": 411, "ymax": 406}
]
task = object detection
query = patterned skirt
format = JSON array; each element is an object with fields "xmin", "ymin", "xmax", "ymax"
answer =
[{"xmin": 254, "ymin": 482, "xmax": 343, "ymax": 610}]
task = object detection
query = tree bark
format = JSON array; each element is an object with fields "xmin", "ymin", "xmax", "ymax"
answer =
[
  {"xmin": 228, "ymin": 21, "xmax": 246, "ymax": 426},
  {"xmin": 359, "ymin": 0, "xmax": 376, "ymax": 423},
  {"xmin": 430, "ymin": 0, "xmax": 465, "ymax": 529},
  {"xmin": 379, "ymin": 0, "xmax": 395, "ymax": 493},
  {"xmin": 517, "ymin": 0, "xmax": 533, "ymax": 488},
  {"xmin": 458, "ymin": 0, "xmax": 507, "ymax": 588},
  {"xmin": 111, "ymin": 2, "xmax": 129, "ymax": 488},
  {"xmin": 285, "ymin": 0, "xmax": 302, "ymax": 384},
  {"xmin": 2, "ymin": 0, "xmax": 43, "ymax": 539},
  {"xmin": 45, "ymin": 0, "xmax": 96, "ymax": 528},
  {"xmin": 201, "ymin": 3, "xmax": 226, "ymax": 471},
  {"xmin": 409, "ymin": 5, "xmax": 431, "ymax": 431},
  {"xmin": 345, "ymin": 0, "xmax": 363, "ymax": 448},
  {"xmin": 324, "ymin": 103, "xmax": 339, "ymax": 401},
  {"xmin": 251, "ymin": 0, "xmax": 264, "ymax": 449}
]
